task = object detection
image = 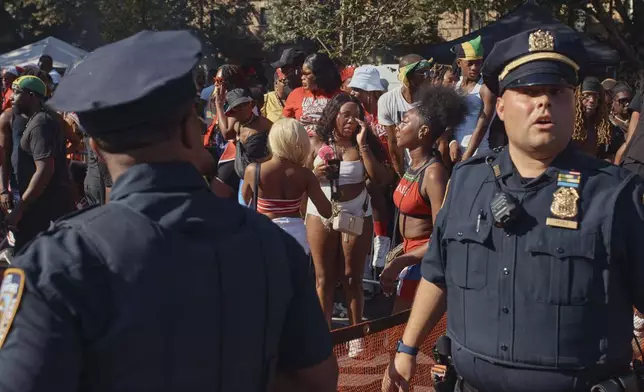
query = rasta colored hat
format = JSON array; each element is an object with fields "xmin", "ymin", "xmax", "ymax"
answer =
[
  {"xmin": 12, "ymin": 75, "xmax": 47, "ymax": 98},
  {"xmin": 452, "ymin": 36, "xmax": 484, "ymax": 60},
  {"xmin": 398, "ymin": 58, "xmax": 434, "ymax": 88}
]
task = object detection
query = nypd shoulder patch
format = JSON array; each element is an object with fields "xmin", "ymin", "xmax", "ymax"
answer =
[{"xmin": 0, "ymin": 268, "xmax": 25, "ymax": 349}]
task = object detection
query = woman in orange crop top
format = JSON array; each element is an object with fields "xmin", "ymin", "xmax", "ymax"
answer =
[
  {"xmin": 242, "ymin": 118, "xmax": 331, "ymax": 254},
  {"xmin": 379, "ymin": 86, "xmax": 468, "ymax": 312}
]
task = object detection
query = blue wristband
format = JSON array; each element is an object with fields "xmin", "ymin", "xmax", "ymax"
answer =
[{"xmin": 396, "ymin": 339, "xmax": 419, "ymax": 356}]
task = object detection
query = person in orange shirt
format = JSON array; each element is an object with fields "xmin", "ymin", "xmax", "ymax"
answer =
[
  {"xmin": 282, "ymin": 53, "xmax": 342, "ymax": 137},
  {"xmin": 1, "ymin": 67, "xmax": 21, "ymax": 112}
]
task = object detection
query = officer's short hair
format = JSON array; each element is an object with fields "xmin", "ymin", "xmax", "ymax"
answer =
[
  {"xmin": 92, "ymin": 102, "xmax": 193, "ymax": 153},
  {"xmin": 268, "ymin": 118, "xmax": 310, "ymax": 166}
]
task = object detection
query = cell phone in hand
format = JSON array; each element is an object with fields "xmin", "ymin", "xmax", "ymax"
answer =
[{"xmin": 326, "ymin": 159, "xmax": 340, "ymax": 180}]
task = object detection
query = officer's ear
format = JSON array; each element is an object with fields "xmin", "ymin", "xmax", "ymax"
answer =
[
  {"xmin": 179, "ymin": 106, "xmax": 216, "ymax": 175},
  {"xmin": 496, "ymin": 96, "xmax": 506, "ymax": 122},
  {"xmin": 88, "ymin": 138, "xmax": 106, "ymax": 163},
  {"xmin": 178, "ymin": 106, "xmax": 200, "ymax": 150}
]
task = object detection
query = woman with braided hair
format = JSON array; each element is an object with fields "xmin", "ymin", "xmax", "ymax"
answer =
[{"xmin": 571, "ymin": 77, "xmax": 622, "ymax": 160}]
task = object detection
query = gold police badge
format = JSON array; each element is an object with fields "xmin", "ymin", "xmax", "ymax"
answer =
[
  {"xmin": 529, "ymin": 30, "xmax": 555, "ymax": 52},
  {"xmin": 550, "ymin": 187, "xmax": 579, "ymax": 219}
]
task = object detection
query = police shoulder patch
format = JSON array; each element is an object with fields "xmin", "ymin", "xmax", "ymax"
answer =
[{"xmin": 0, "ymin": 268, "xmax": 25, "ymax": 349}]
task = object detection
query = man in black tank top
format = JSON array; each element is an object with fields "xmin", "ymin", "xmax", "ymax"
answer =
[{"xmin": 5, "ymin": 75, "xmax": 74, "ymax": 250}]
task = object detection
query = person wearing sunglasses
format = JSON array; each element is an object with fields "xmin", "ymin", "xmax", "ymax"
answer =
[
  {"xmin": 571, "ymin": 77, "xmax": 623, "ymax": 161},
  {"xmin": 262, "ymin": 68, "xmax": 289, "ymax": 123},
  {"xmin": 609, "ymin": 82, "xmax": 633, "ymax": 132}
]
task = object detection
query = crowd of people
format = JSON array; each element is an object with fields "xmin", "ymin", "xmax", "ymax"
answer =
[
  {"xmin": 0, "ymin": 26, "xmax": 643, "ymax": 392},
  {"xmin": 0, "ymin": 35, "xmax": 642, "ymax": 328}
]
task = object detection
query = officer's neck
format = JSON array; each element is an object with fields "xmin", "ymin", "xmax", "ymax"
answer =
[
  {"xmin": 102, "ymin": 143, "xmax": 194, "ymax": 184},
  {"xmin": 507, "ymin": 144, "xmax": 557, "ymax": 179}
]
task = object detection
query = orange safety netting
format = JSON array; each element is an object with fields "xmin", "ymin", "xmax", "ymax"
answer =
[
  {"xmin": 334, "ymin": 309, "xmax": 644, "ymax": 391},
  {"xmin": 333, "ymin": 312, "xmax": 446, "ymax": 392},
  {"xmin": 634, "ymin": 310, "xmax": 644, "ymax": 362}
]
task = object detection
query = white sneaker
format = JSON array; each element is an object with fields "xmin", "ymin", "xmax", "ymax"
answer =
[
  {"xmin": 348, "ymin": 338, "xmax": 365, "ymax": 358},
  {"xmin": 371, "ymin": 236, "xmax": 391, "ymax": 268},
  {"xmin": 332, "ymin": 302, "xmax": 348, "ymax": 319}
]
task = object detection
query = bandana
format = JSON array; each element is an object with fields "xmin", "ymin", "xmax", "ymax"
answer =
[
  {"xmin": 452, "ymin": 36, "xmax": 484, "ymax": 60},
  {"xmin": 397, "ymin": 59, "xmax": 434, "ymax": 88},
  {"xmin": 581, "ymin": 77, "xmax": 602, "ymax": 94},
  {"xmin": 341, "ymin": 66, "xmax": 356, "ymax": 83},
  {"xmin": 610, "ymin": 82, "xmax": 632, "ymax": 96}
]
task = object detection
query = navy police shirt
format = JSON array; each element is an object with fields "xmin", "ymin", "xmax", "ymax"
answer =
[
  {"xmin": 0, "ymin": 161, "xmax": 332, "ymax": 392},
  {"xmin": 422, "ymin": 146, "xmax": 644, "ymax": 392}
]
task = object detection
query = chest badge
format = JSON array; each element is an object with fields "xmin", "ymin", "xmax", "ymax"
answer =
[
  {"xmin": 546, "ymin": 171, "xmax": 581, "ymax": 230},
  {"xmin": 550, "ymin": 187, "xmax": 579, "ymax": 218}
]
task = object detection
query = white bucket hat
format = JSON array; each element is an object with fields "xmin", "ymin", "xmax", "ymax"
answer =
[{"xmin": 348, "ymin": 65, "xmax": 384, "ymax": 92}]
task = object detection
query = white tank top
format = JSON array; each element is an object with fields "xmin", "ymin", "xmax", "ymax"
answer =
[{"xmin": 454, "ymin": 77, "xmax": 489, "ymax": 153}]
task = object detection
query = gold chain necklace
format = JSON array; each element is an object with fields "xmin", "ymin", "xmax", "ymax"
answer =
[{"xmin": 240, "ymin": 114, "xmax": 256, "ymax": 127}]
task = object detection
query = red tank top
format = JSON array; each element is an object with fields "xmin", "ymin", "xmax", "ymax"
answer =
[{"xmin": 393, "ymin": 159, "xmax": 436, "ymax": 218}]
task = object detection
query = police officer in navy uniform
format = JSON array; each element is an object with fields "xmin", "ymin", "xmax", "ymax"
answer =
[
  {"xmin": 383, "ymin": 28, "xmax": 644, "ymax": 392},
  {"xmin": 0, "ymin": 30, "xmax": 338, "ymax": 392}
]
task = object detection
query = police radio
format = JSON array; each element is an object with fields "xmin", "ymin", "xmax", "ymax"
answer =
[
  {"xmin": 486, "ymin": 157, "xmax": 520, "ymax": 229},
  {"xmin": 431, "ymin": 336, "xmax": 457, "ymax": 392}
]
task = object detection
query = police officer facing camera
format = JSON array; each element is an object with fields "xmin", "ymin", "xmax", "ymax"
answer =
[
  {"xmin": 383, "ymin": 28, "xmax": 644, "ymax": 392},
  {"xmin": 0, "ymin": 31, "xmax": 338, "ymax": 392}
]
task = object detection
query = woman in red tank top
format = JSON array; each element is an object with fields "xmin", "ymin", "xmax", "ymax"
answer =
[{"xmin": 379, "ymin": 86, "xmax": 468, "ymax": 312}]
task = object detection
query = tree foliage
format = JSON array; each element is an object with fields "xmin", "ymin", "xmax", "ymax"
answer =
[
  {"xmin": 264, "ymin": 0, "xmax": 443, "ymax": 65},
  {"xmin": 0, "ymin": 0, "xmax": 259, "ymax": 59}
]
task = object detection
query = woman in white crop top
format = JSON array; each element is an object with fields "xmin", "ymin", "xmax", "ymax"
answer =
[{"xmin": 307, "ymin": 93, "xmax": 393, "ymax": 328}]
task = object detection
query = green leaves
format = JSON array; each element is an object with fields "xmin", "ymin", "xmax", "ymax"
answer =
[{"xmin": 264, "ymin": 0, "xmax": 441, "ymax": 64}]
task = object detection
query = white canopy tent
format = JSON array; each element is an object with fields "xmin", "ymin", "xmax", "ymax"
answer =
[{"xmin": 0, "ymin": 37, "xmax": 88, "ymax": 70}]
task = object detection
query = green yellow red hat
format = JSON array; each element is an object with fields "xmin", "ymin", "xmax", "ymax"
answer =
[
  {"xmin": 12, "ymin": 75, "xmax": 47, "ymax": 98},
  {"xmin": 452, "ymin": 36, "xmax": 484, "ymax": 61}
]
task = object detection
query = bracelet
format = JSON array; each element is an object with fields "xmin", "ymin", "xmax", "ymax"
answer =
[{"xmin": 359, "ymin": 144, "xmax": 370, "ymax": 153}]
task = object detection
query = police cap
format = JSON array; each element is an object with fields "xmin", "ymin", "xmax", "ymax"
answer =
[
  {"xmin": 482, "ymin": 28, "xmax": 586, "ymax": 96},
  {"xmin": 47, "ymin": 30, "xmax": 202, "ymax": 136}
]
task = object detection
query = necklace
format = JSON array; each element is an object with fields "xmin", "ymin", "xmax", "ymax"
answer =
[
  {"xmin": 240, "ymin": 114, "xmax": 256, "ymax": 127},
  {"xmin": 410, "ymin": 161, "xmax": 428, "ymax": 172}
]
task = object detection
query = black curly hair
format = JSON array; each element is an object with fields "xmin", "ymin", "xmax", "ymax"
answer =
[
  {"xmin": 303, "ymin": 53, "xmax": 342, "ymax": 95},
  {"xmin": 218, "ymin": 64, "xmax": 247, "ymax": 90},
  {"xmin": 315, "ymin": 93, "xmax": 388, "ymax": 162},
  {"xmin": 411, "ymin": 85, "xmax": 468, "ymax": 141}
]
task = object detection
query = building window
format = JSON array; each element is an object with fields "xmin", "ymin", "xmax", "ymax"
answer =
[
  {"xmin": 470, "ymin": 9, "xmax": 484, "ymax": 31},
  {"xmin": 260, "ymin": 7, "xmax": 271, "ymax": 26}
]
